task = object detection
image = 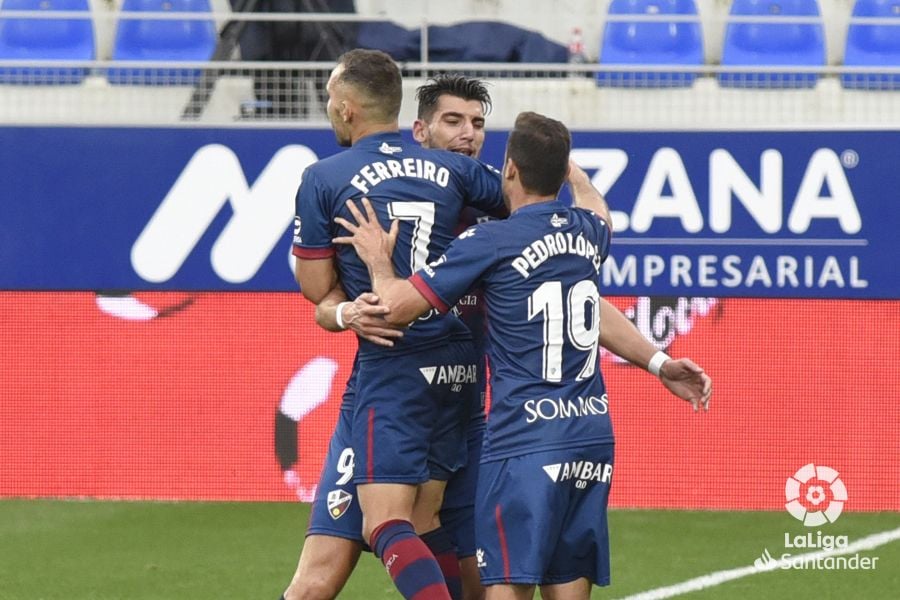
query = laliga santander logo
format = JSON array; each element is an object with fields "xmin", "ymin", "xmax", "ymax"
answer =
[{"xmin": 785, "ymin": 463, "xmax": 848, "ymax": 527}]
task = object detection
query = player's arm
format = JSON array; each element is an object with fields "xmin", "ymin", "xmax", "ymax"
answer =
[
  {"xmin": 599, "ymin": 299, "xmax": 712, "ymax": 412},
  {"xmin": 568, "ymin": 159, "xmax": 612, "ymax": 227},
  {"xmin": 333, "ymin": 198, "xmax": 432, "ymax": 327},
  {"xmin": 315, "ymin": 284, "xmax": 404, "ymax": 347},
  {"xmin": 292, "ymin": 168, "xmax": 343, "ymax": 305},
  {"xmin": 294, "ymin": 256, "xmax": 339, "ymax": 305}
]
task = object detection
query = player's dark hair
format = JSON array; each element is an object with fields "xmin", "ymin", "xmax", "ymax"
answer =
[
  {"xmin": 336, "ymin": 49, "xmax": 402, "ymax": 122},
  {"xmin": 415, "ymin": 75, "xmax": 492, "ymax": 121},
  {"xmin": 506, "ymin": 111, "xmax": 571, "ymax": 196}
]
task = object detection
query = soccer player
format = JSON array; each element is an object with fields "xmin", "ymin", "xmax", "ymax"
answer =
[
  {"xmin": 334, "ymin": 112, "xmax": 711, "ymax": 600},
  {"xmin": 284, "ymin": 74, "xmax": 712, "ymax": 600},
  {"xmin": 281, "ymin": 73, "xmax": 497, "ymax": 600},
  {"xmin": 291, "ymin": 49, "xmax": 506, "ymax": 600}
]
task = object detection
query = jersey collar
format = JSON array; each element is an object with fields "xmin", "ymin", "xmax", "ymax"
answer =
[
  {"xmin": 512, "ymin": 199, "xmax": 567, "ymax": 216},
  {"xmin": 354, "ymin": 131, "xmax": 404, "ymax": 151}
]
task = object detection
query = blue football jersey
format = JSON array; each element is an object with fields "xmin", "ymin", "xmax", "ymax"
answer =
[
  {"xmin": 293, "ymin": 132, "xmax": 504, "ymax": 357},
  {"xmin": 411, "ymin": 201, "xmax": 614, "ymax": 461},
  {"xmin": 452, "ymin": 206, "xmax": 495, "ymax": 362}
]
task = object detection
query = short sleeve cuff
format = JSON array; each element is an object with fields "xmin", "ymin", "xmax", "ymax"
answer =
[
  {"xmin": 292, "ymin": 245, "xmax": 335, "ymax": 259},
  {"xmin": 409, "ymin": 273, "xmax": 451, "ymax": 313}
]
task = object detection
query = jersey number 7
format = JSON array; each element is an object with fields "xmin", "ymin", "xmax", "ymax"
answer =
[{"xmin": 387, "ymin": 201, "xmax": 435, "ymax": 272}]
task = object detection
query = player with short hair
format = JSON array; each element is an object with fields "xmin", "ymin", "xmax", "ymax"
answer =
[
  {"xmin": 334, "ymin": 111, "xmax": 711, "ymax": 600},
  {"xmin": 291, "ymin": 50, "xmax": 506, "ymax": 600},
  {"xmin": 284, "ymin": 73, "xmax": 712, "ymax": 600},
  {"xmin": 412, "ymin": 74, "xmax": 493, "ymax": 600},
  {"xmin": 281, "ymin": 72, "xmax": 497, "ymax": 600}
]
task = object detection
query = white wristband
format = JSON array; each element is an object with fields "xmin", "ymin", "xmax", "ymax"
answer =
[
  {"xmin": 648, "ymin": 351, "xmax": 671, "ymax": 378},
  {"xmin": 335, "ymin": 302, "xmax": 351, "ymax": 330}
]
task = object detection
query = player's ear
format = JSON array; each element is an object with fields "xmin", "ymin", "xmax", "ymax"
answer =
[
  {"xmin": 503, "ymin": 157, "xmax": 517, "ymax": 181},
  {"xmin": 412, "ymin": 119, "xmax": 428, "ymax": 144}
]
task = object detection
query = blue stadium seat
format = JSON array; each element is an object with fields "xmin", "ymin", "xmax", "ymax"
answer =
[
  {"xmin": 842, "ymin": 0, "xmax": 900, "ymax": 90},
  {"xmin": 719, "ymin": 0, "xmax": 826, "ymax": 88},
  {"xmin": 108, "ymin": 0, "xmax": 217, "ymax": 85},
  {"xmin": 596, "ymin": 0, "xmax": 704, "ymax": 88},
  {"xmin": 0, "ymin": 0, "xmax": 94, "ymax": 84}
]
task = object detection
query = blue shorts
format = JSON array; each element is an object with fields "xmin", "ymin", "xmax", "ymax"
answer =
[
  {"xmin": 307, "ymin": 406, "xmax": 367, "ymax": 544},
  {"xmin": 308, "ymin": 410, "xmax": 487, "ymax": 551},
  {"xmin": 352, "ymin": 340, "xmax": 479, "ymax": 485},
  {"xmin": 440, "ymin": 411, "xmax": 485, "ymax": 557},
  {"xmin": 308, "ymin": 413, "xmax": 487, "ymax": 552},
  {"xmin": 475, "ymin": 443, "xmax": 615, "ymax": 586},
  {"xmin": 308, "ymin": 347, "xmax": 482, "ymax": 546}
]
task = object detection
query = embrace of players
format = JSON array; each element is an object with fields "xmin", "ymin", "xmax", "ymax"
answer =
[{"xmin": 285, "ymin": 49, "xmax": 712, "ymax": 600}]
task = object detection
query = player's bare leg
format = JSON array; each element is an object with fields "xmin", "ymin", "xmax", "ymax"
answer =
[
  {"xmin": 540, "ymin": 577, "xmax": 592, "ymax": 600},
  {"xmin": 282, "ymin": 535, "xmax": 362, "ymax": 600},
  {"xmin": 411, "ymin": 478, "xmax": 449, "ymax": 531},
  {"xmin": 459, "ymin": 556, "xmax": 484, "ymax": 600},
  {"xmin": 358, "ymin": 482, "xmax": 419, "ymax": 541},
  {"xmin": 485, "ymin": 583, "xmax": 535, "ymax": 600}
]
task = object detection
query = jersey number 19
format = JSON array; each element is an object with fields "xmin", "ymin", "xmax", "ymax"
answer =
[{"xmin": 528, "ymin": 279, "xmax": 600, "ymax": 382}]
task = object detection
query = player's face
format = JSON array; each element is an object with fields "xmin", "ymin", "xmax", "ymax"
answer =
[
  {"xmin": 326, "ymin": 65, "xmax": 352, "ymax": 147},
  {"xmin": 413, "ymin": 95, "xmax": 485, "ymax": 158}
]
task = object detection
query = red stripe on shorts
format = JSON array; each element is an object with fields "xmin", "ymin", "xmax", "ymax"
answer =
[
  {"xmin": 495, "ymin": 503, "xmax": 511, "ymax": 583},
  {"xmin": 367, "ymin": 407, "xmax": 375, "ymax": 482}
]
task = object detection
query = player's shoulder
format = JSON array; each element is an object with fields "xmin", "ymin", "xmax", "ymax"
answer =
[
  {"xmin": 425, "ymin": 149, "xmax": 499, "ymax": 175},
  {"xmin": 302, "ymin": 146, "xmax": 371, "ymax": 189},
  {"xmin": 459, "ymin": 215, "xmax": 504, "ymax": 238},
  {"xmin": 311, "ymin": 146, "xmax": 361, "ymax": 170},
  {"xmin": 570, "ymin": 205, "xmax": 610, "ymax": 230},
  {"xmin": 302, "ymin": 153, "xmax": 340, "ymax": 182}
]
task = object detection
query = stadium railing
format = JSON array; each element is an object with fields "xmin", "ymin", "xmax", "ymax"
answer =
[{"xmin": 0, "ymin": 7, "xmax": 899, "ymax": 128}]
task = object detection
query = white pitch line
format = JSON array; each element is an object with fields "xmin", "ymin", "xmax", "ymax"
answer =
[{"xmin": 614, "ymin": 526, "xmax": 900, "ymax": 600}]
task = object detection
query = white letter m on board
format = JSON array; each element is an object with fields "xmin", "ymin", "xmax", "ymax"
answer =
[{"xmin": 131, "ymin": 144, "xmax": 318, "ymax": 284}]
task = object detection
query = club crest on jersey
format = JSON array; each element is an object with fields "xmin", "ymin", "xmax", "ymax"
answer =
[
  {"xmin": 326, "ymin": 489, "xmax": 353, "ymax": 520},
  {"xmin": 379, "ymin": 142, "xmax": 402, "ymax": 155},
  {"xmin": 421, "ymin": 254, "xmax": 447, "ymax": 278},
  {"xmin": 429, "ymin": 254, "xmax": 447, "ymax": 268},
  {"xmin": 419, "ymin": 364, "xmax": 477, "ymax": 385},
  {"xmin": 550, "ymin": 213, "xmax": 568, "ymax": 228}
]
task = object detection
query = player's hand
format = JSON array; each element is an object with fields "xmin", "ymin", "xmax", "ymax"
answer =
[
  {"xmin": 333, "ymin": 197, "xmax": 399, "ymax": 270},
  {"xmin": 659, "ymin": 357, "xmax": 712, "ymax": 412},
  {"xmin": 566, "ymin": 159, "xmax": 612, "ymax": 227},
  {"xmin": 566, "ymin": 159, "xmax": 592, "ymax": 187},
  {"xmin": 342, "ymin": 292, "xmax": 404, "ymax": 347}
]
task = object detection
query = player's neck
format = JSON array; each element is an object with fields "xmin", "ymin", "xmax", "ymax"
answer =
[
  {"xmin": 509, "ymin": 193, "xmax": 555, "ymax": 214},
  {"xmin": 351, "ymin": 122, "xmax": 400, "ymax": 145}
]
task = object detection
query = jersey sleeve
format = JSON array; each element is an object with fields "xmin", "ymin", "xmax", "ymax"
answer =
[
  {"xmin": 409, "ymin": 224, "xmax": 497, "ymax": 313},
  {"xmin": 292, "ymin": 167, "xmax": 335, "ymax": 259},
  {"xmin": 579, "ymin": 208, "xmax": 612, "ymax": 263},
  {"xmin": 460, "ymin": 158, "xmax": 507, "ymax": 218}
]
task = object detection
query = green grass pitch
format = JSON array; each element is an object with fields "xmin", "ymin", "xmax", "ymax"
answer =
[{"xmin": 1, "ymin": 500, "xmax": 897, "ymax": 599}]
